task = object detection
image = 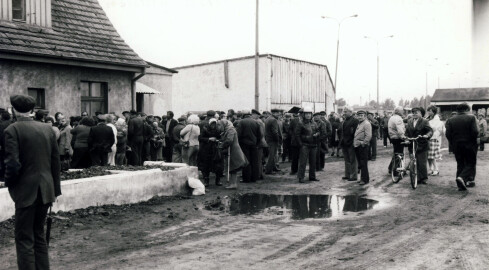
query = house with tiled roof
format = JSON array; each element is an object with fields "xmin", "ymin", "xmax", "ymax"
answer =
[
  {"xmin": 431, "ymin": 88, "xmax": 489, "ymax": 118},
  {"xmin": 0, "ymin": 0, "xmax": 148, "ymax": 116}
]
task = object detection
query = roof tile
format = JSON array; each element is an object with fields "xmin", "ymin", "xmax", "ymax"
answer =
[{"xmin": 0, "ymin": 0, "xmax": 146, "ymax": 68}]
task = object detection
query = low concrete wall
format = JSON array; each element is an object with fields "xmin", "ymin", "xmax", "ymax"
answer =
[{"xmin": 0, "ymin": 166, "xmax": 197, "ymax": 222}]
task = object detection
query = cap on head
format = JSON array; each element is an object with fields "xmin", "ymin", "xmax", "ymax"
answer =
[
  {"xmin": 241, "ymin": 108, "xmax": 252, "ymax": 115},
  {"xmin": 10, "ymin": 95, "xmax": 36, "ymax": 113},
  {"xmin": 206, "ymin": 110, "xmax": 216, "ymax": 117},
  {"xmin": 411, "ymin": 107, "xmax": 425, "ymax": 117},
  {"xmin": 271, "ymin": 108, "xmax": 281, "ymax": 113},
  {"xmin": 356, "ymin": 110, "xmax": 366, "ymax": 115},
  {"xmin": 251, "ymin": 109, "xmax": 261, "ymax": 115}
]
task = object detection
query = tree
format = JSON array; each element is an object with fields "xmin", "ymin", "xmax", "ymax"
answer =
[
  {"xmin": 398, "ymin": 98, "xmax": 404, "ymax": 107},
  {"xmin": 382, "ymin": 98, "xmax": 396, "ymax": 110},
  {"xmin": 410, "ymin": 97, "xmax": 419, "ymax": 108},
  {"xmin": 368, "ymin": 100, "xmax": 378, "ymax": 108},
  {"xmin": 336, "ymin": 98, "xmax": 346, "ymax": 107}
]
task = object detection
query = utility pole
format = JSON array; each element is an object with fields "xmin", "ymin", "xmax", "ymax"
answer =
[
  {"xmin": 254, "ymin": 0, "xmax": 259, "ymax": 110},
  {"xmin": 425, "ymin": 71, "xmax": 428, "ymax": 108}
]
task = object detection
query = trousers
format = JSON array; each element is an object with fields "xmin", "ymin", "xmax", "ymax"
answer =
[
  {"xmin": 453, "ymin": 142, "xmax": 477, "ymax": 182},
  {"xmin": 15, "ymin": 190, "xmax": 50, "ymax": 270},
  {"xmin": 355, "ymin": 145, "xmax": 369, "ymax": 182},
  {"xmin": 240, "ymin": 144, "xmax": 260, "ymax": 182},
  {"xmin": 298, "ymin": 145, "xmax": 317, "ymax": 180},
  {"xmin": 290, "ymin": 145, "xmax": 300, "ymax": 173},
  {"xmin": 342, "ymin": 145, "xmax": 357, "ymax": 180},
  {"xmin": 368, "ymin": 136, "xmax": 377, "ymax": 160},
  {"xmin": 265, "ymin": 142, "xmax": 279, "ymax": 173}
]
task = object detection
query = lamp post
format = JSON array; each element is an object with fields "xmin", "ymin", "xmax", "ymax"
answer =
[
  {"xmin": 364, "ymin": 35, "xmax": 394, "ymax": 114},
  {"xmin": 321, "ymin": 14, "xmax": 358, "ymax": 93}
]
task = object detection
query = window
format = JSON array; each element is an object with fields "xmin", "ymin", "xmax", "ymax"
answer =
[
  {"xmin": 12, "ymin": 0, "xmax": 26, "ymax": 21},
  {"xmin": 27, "ymin": 88, "xmax": 45, "ymax": 109},
  {"xmin": 80, "ymin": 82, "xmax": 108, "ymax": 116}
]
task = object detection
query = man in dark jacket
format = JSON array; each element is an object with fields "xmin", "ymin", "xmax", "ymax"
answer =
[
  {"xmin": 88, "ymin": 115, "xmax": 115, "ymax": 166},
  {"xmin": 405, "ymin": 107, "xmax": 433, "ymax": 185},
  {"xmin": 127, "ymin": 110, "xmax": 144, "ymax": 165},
  {"xmin": 313, "ymin": 113, "xmax": 328, "ymax": 171},
  {"xmin": 367, "ymin": 111, "xmax": 379, "ymax": 161},
  {"xmin": 0, "ymin": 109, "xmax": 12, "ymax": 182},
  {"xmin": 264, "ymin": 109, "xmax": 282, "ymax": 174},
  {"xmin": 237, "ymin": 109, "xmax": 262, "ymax": 182},
  {"xmin": 142, "ymin": 116, "xmax": 155, "ymax": 162},
  {"xmin": 163, "ymin": 111, "xmax": 178, "ymax": 162},
  {"xmin": 341, "ymin": 107, "xmax": 359, "ymax": 181},
  {"xmin": 296, "ymin": 107, "xmax": 319, "ymax": 183},
  {"xmin": 446, "ymin": 103, "xmax": 479, "ymax": 190},
  {"xmin": 172, "ymin": 117, "xmax": 186, "ymax": 163},
  {"xmin": 288, "ymin": 113, "xmax": 301, "ymax": 174},
  {"xmin": 4, "ymin": 95, "xmax": 61, "ymax": 270}
]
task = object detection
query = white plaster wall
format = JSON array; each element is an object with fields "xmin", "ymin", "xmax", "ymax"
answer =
[{"xmin": 172, "ymin": 57, "xmax": 271, "ymax": 116}]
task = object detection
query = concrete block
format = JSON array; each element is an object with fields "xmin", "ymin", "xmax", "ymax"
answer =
[{"xmin": 0, "ymin": 166, "xmax": 197, "ymax": 222}]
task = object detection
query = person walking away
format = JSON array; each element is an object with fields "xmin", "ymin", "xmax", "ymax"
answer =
[
  {"xmin": 320, "ymin": 111, "xmax": 332, "ymax": 157},
  {"xmin": 236, "ymin": 109, "xmax": 262, "ymax": 183},
  {"xmin": 219, "ymin": 119, "xmax": 248, "ymax": 189},
  {"xmin": 252, "ymin": 109, "xmax": 267, "ymax": 180},
  {"xmin": 70, "ymin": 117, "xmax": 94, "ymax": 168},
  {"xmin": 180, "ymin": 114, "xmax": 200, "ymax": 166},
  {"xmin": 295, "ymin": 106, "xmax": 319, "ymax": 183},
  {"xmin": 354, "ymin": 110, "xmax": 372, "ymax": 185},
  {"xmin": 313, "ymin": 113, "xmax": 327, "ymax": 171},
  {"xmin": 106, "ymin": 114, "xmax": 118, "ymax": 166},
  {"xmin": 445, "ymin": 103, "xmax": 479, "ymax": 190},
  {"xmin": 88, "ymin": 114, "xmax": 115, "ymax": 166},
  {"xmin": 288, "ymin": 111, "xmax": 302, "ymax": 174},
  {"xmin": 388, "ymin": 107, "xmax": 407, "ymax": 175},
  {"xmin": 163, "ymin": 111, "xmax": 178, "ymax": 162},
  {"xmin": 329, "ymin": 114, "xmax": 341, "ymax": 157},
  {"xmin": 367, "ymin": 111, "xmax": 379, "ymax": 161},
  {"xmin": 340, "ymin": 107, "xmax": 359, "ymax": 181},
  {"xmin": 115, "ymin": 118, "xmax": 128, "ymax": 165},
  {"xmin": 127, "ymin": 110, "xmax": 144, "ymax": 165},
  {"xmin": 426, "ymin": 106, "xmax": 443, "ymax": 176},
  {"xmin": 4, "ymin": 94, "xmax": 61, "ymax": 270},
  {"xmin": 404, "ymin": 107, "xmax": 433, "ymax": 185},
  {"xmin": 477, "ymin": 113, "xmax": 487, "ymax": 151},
  {"xmin": 172, "ymin": 117, "xmax": 186, "ymax": 163},
  {"xmin": 142, "ymin": 115, "xmax": 154, "ymax": 162},
  {"xmin": 198, "ymin": 118, "xmax": 224, "ymax": 186},
  {"xmin": 264, "ymin": 109, "xmax": 282, "ymax": 174},
  {"xmin": 56, "ymin": 113, "xmax": 73, "ymax": 171}
]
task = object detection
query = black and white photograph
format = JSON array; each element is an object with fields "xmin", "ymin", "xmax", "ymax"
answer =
[{"xmin": 0, "ymin": 0, "xmax": 488, "ymax": 269}]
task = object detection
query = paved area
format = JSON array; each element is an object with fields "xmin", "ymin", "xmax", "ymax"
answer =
[{"xmin": 1, "ymin": 143, "xmax": 488, "ymax": 269}]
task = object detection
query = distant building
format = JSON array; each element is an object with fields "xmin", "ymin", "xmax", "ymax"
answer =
[
  {"xmin": 171, "ymin": 54, "xmax": 335, "ymax": 116},
  {"xmin": 0, "ymin": 0, "xmax": 147, "ymax": 117},
  {"xmin": 431, "ymin": 88, "xmax": 489, "ymax": 118}
]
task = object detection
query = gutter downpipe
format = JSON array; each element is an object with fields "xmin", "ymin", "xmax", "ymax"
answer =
[{"xmin": 131, "ymin": 71, "xmax": 146, "ymax": 110}]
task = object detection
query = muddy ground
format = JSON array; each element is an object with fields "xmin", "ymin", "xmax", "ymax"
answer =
[{"xmin": 1, "ymin": 142, "xmax": 488, "ymax": 270}]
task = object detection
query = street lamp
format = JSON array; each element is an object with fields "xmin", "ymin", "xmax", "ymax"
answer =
[
  {"xmin": 321, "ymin": 14, "xmax": 358, "ymax": 93},
  {"xmin": 364, "ymin": 35, "xmax": 394, "ymax": 114}
]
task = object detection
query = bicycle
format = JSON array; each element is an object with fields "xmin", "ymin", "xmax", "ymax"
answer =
[{"xmin": 391, "ymin": 136, "xmax": 422, "ymax": 189}]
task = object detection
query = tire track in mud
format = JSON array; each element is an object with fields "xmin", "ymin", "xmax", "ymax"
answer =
[
  {"xmin": 343, "ymin": 192, "xmax": 477, "ymax": 270},
  {"xmin": 259, "ymin": 230, "xmax": 326, "ymax": 261}
]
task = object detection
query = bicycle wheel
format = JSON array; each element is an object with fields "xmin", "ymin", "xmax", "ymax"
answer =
[
  {"xmin": 391, "ymin": 155, "xmax": 402, "ymax": 183},
  {"xmin": 410, "ymin": 160, "xmax": 417, "ymax": 189}
]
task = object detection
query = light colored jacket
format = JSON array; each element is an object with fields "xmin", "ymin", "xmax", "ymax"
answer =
[
  {"xmin": 388, "ymin": 114, "xmax": 405, "ymax": 139},
  {"xmin": 428, "ymin": 114, "xmax": 444, "ymax": 141},
  {"xmin": 180, "ymin": 124, "xmax": 200, "ymax": 147},
  {"xmin": 353, "ymin": 119, "xmax": 372, "ymax": 147}
]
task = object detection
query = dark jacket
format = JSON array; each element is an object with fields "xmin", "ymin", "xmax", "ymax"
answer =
[
  {"xmin": 164, "ymin": 119, "xmax": 178, "ymax": 144},
  {"xmin": 4, "ymin": 117, "xmax": 61, "ymax": 208},
  {"xmin": 265, "ymin": 116, "xmax": 282, "ymax": 143},
  {"xmin": 341, "ymin": 116, "xmax": 359, "ymax": 147},
  {"xmin": 172, "ymin": 122, "xmax": 185, "ymax": 143},
  {"xmin": 289, "ymin": 118, "xmax": 301, "ymax": 146},
  {"xmin": 237, "ymin": 117, "xmax": 262, "ymax": 146},
  {"xmin": 405, "ymin": 118, "xmax": 433, "ymax": 153},
  {"xmin": 369, "ymin": 118, "xmax": 380, "ymax": 138},
  {"xmin": 0, "ymin": 119, "xmax": 12, "ymax": 181},
  {"xmin": 295, "ymin": 119, "xmax": 319, "ymax": 147},
  {"xmin": 70, "ymin": 124, "xmax": 91, "ymax": 148},
  {"xmin": 445, "ymin": 113, "xmax": 479, "ymax": 145},
  {"xmin": 143, "ymin": 121, "xmax": 154, "ymax": 142},
  {"xmin": 127, "ymin": 115, "xmax": 144, "ymax": 142},
  {"xmin": 88, "ymin": 123, "xmax": 115, "ymax": 153}
]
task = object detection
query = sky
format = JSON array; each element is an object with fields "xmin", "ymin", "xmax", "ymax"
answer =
[{"xmin": 98, "ymin": 0, "xmax": 473, "ymax": 106}]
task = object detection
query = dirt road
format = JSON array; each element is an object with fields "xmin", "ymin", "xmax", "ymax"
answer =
[{"xmin": 1, "ymin": 144, "xmax": 488, "ymax": 269}]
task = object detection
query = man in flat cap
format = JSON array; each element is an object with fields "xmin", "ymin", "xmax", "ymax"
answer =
[
  {"xmin": 353, "ymin": 110, "xmax": 372, "ymax": 185},
  {"xmin": 236, "ymin": 109, "xmax": 262, "ymax": 182},
  {"xmin": 4, "ymin": 94, "xmax": 61, "ymax": 270},
  {"xmin": 88, "ymin": 114, "xmax": 115, "ymax": 166},
  {"xmin": 405, "ymin": 107, "xmax": 433, "ymax": 185},
  {"xmin": 367, "ymin": 111, "xmax": 379, "ymax": 161},
  {"xmin": 264, "ymin": 109, "xmax": 283, "ymax": 174},
  {"xmin": 127, "ymin": 110, "xmax": 144, "ymax": 165}
]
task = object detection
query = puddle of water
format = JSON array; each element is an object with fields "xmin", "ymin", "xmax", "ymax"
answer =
[{"xmin": 222, "ymin": 194, "xmax": 379, "ymax": 220}]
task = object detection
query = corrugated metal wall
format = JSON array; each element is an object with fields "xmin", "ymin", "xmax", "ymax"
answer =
[
  {"xmin": 0, "ymin": 0, "xmax": 51, "ymax": 27},
  {"xmin": 270, "ymin": 56, "xmax": 333, "ymax": 106}
]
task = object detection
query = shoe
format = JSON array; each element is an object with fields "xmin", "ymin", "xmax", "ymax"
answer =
[
  {"xmin": 348, "ymin": 178, "xmax": 357, "ymax": 182},
  {"xmin": 215, "ymin": 177, "xmax": 222, "ymax": 186},
  {"xmin": 356, "ymin": 180, "xmax": 362, "ymax": 183},
  {"xmin": 371, "ymin": 158, "xmax": 376, "ymax": 161},
  {"xmin": 290, "ymin": 171, "xmax": 297, "ymax": 175},
  {"xmin": 359, "ymin": 181, "xmax": 369, "ymax": 185},
  {"xmin": 456, "ymin": 177, "xmax": 467, "ymax": 191},
  {"xmin": 203, "ymin": 177, "xmax": 210, "ymax": 187},
  {"xmin": 299, "ymin": 178, "xmax": 306, "ymax": 183},
  {"xmin": 419, "ymin": 179, "xmax": 428, "ymax": 185},
  {"xmin": 309, "ymin": 178, "xmax": 319, "ymax": 181},
  {"xmin": 431, "ymin": 171, "xmax": 439, "ymax": 176},
  {"xmin": 273, "ymin": 168, "xmax": 281, "ymax": 172},
  {"xmin": 342, "ymin": 177, "xmax": 349, "ymax": 180},
  {"xmin": 264, "ymin": 171, "xmax": 276, "ymax": 175},
  {"xmin": 466, "ymin": 181, "xmax": 475, "ymax": 188},
  {"xmin": 331, "ymin": 153, "xmax": 335, "ymax": 157},
  {"xmin": 226, "ymin": 174, "xmax": 238, "ymax": 189},
  {"xmin": 384, "ymin": 146, "xmax": 387, "ymax": 148}
]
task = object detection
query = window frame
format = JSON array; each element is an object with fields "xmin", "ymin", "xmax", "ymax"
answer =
[
  {"xmin": 80, "ymin": 81, "xmax": 108, "ymax": 116},
  {"xmin": 11, "ymin": 0, "xmax": 26, "ymax": 22},
  {"xmin": 27, "ymin": 88, "xmax": 45, "ymax": 109}
]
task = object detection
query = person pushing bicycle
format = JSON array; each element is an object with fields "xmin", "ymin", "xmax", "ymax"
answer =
[
  {"xmin": 403, "ymin": 107, "xmax": 433, "ymax": 185},
  {"xmin": 388, "ymin": 106, "xmax": 407, "ymax": 176}
]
